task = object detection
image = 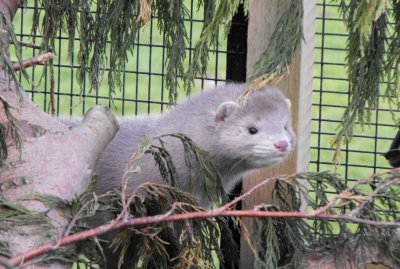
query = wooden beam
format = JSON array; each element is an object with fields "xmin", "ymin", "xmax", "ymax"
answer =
[{"xmin": 239, "ymin": 0, "xmax": 315, "ymax": 267}]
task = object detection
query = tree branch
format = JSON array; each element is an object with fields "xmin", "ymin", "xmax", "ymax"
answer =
[
  {"xmin": 12, "ymin": 52, "xmax": 55, "ymax": 71},
  {"xmin": 8, "ymin": 207, "xmax": 400, "ymax": 267},
  {"xmin": 7, "ymin": 168, "xmax": 400, "ymax": 267},
  {"xmin": 308, "ymin": 167, "xmax": 400, "ymax": 216},
  {"xmin": 0, "ymin": 0, "xmax": 20, "ymax": 21}
]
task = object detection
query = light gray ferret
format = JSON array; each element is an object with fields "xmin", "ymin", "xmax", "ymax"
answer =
[
  {"xmin": 94, "ymin": 83, "xmax": 295, "ymax": 208},
  {"xmin": 74, "ymin": 83, "xmax": 295, "ymax": 267}
]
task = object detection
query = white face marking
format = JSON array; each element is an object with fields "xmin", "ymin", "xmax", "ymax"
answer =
[
  {"xmin": 250, "ymin": 138, "xmax": 292, "ymax": 168},
  {"xmin": 214, "ymin": 88, "xmax": 295, "ymax": 177},
  {"xmin": 285, "ymin": 98, "xmax": 292, "ymax": 110}
]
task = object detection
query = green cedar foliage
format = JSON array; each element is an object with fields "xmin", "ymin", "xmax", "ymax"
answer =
[
  {"xmin": 2, "ymin": 147, "xmax": 400, "ymax": 267},
  {"xmin": 0, "ymin": 133, "xmax": 230, "ymax": 268},
  {"xmin": 247, "ymin": 0, "xmax": 303, "ymax": 87},
  {"xmin": 3, "ymin": 0, "xmax": 302, "ymax": 105},
  {"xmin": 26, "ymin": 0, "xmax": 245, "ymax": 104},
  {"xmin": 333, "ymin": 0, "xmax": 400, "ymax": 162},
  {"xmin": 250, "ymin": 171, "xmax": 400, "ymax": 268}
]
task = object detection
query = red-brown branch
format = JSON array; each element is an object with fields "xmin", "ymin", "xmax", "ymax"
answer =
[
  {"xmin": 12, "ymin": 52, "xmax": 54, "ymax": 71},
  {"xmin": 9, "ymin": 207, "xmax": 400, "ymax": 267},
  {"xmin": 8, "ymin": 168, "xmax": 400, "ymax": 267},
  {"xmin": 11, "ymin": 41, "xmax": 49, "ymax": 51}
]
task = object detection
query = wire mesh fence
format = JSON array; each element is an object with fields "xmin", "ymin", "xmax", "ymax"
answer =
[
  {"xmin": 10, "ymin": 1, "xmax": 399, "ymax": 205},
  {"xmin": 312, "ymin": 0, "xmax": 397, "ymax": 184},
  {"xmin": 13, "ymin": 0, "xmax": 230, "ymax": 117},
  {"xmin": 11, "ymin": 0, "xmax": 398, "ymax": 203},
  {"xmin": 9, "ymin": 0, "xmax": 400, "ymax": 263}
]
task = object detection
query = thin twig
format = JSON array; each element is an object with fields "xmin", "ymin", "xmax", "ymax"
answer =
[
  {"xmin": 93, "ymin": 236, "xmax": 107, "ymax": 267},
  {"xmin": 216, "ymin": 173, "xmax": 296, "ymax": 212},
  {"xmin": 10, "ymin": 40, "xmax": 50, "ymax": 51},
  {"xmin": 308, "ymin": 168, "xmax": 400, "ymax": 216},
  {"xmin": 63, "ymin": 193, "xmax": 110, "ymax": 238},
  {"xmin": 49, "ymin": 59, "xmax": 55, "ymax": 116},
  {"xmin": 119, "ymin": 147, "xmax": 142, "ymax": 221},
  {"xmin": 349, "ymin": 175, "xmax": 400, "ymax": 216},
  {"xmin": 9, "ymin": 168, "xmax": 400, "ymax": 266},
  {"xmin": 108, "ymin": 144, "xmax": 150, "ymax": 227},
  {"xmin": 237, "ymin": 217, "xmax": 259, "ymax": 258},
  {"xmin": 12, "ymin": 52, "xmax": 54, "ymax": 71}
]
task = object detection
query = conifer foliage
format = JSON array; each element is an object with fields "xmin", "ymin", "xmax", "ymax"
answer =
[
  {"xmin": 1, "ymin": 0, "xmax": 400, "ymax": 268},
  {"xmin": 332, "ymin": 0, "xmax": 400, "ymax": 161}
]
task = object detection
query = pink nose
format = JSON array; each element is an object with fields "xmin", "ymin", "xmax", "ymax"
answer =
[{"xmin": 274, "ymin": 140, "xmax": 288, "ymax": 152}]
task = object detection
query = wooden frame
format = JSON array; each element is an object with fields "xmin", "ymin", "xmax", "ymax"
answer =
[{"xmin": 239, "ymin": 1, "xmax": 315, "ymax": 267}]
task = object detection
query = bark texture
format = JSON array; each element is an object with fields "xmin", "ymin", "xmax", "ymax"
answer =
[{"xmin": 0, "ymin": 1, "xmax": 119, "ymax": 268}]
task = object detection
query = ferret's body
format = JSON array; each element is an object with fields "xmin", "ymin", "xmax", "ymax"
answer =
[
  {"xmin": 95, "ymin": 83, "xmax": 295, "ymax": 208},
  {"xmin": 85, "ymin": 83, "xmax": 295, "ymax": 268}
]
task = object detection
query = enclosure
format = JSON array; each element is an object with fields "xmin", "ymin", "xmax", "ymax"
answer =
[
  {"xmin": 1, "ymin": 0, "xmax": 399, "ymax": 268},
  {"xmin": 11, "ymin": 1, "xmax": 395, "ymax": 182}
]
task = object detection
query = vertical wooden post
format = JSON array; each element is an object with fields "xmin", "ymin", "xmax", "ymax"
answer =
[
  {"xmin": 239, "ymin": 0, "xmax": 315, "ymax": 268},
  {"xmin": 222, "ymin": 5, "xmax": 248, "ymax": 269}
]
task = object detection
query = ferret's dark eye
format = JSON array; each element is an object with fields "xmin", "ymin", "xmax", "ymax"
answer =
[{"xmin": 248, "ymin": 127, "xmax": 258, "ymax": 135}]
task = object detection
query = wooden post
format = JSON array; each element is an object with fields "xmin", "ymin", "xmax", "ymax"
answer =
[{"xmin": 239, "ymin": 0, "xmax": 315, "ymax": 268}]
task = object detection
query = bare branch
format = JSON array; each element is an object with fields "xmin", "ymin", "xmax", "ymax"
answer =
[
  {"xmin": 0, "ymin": 0, "xmax": 20, "ymax": 20},
  {"xmin": 309, "ymin": 167, "xmax": 400, "ymax": 216},
  {"xmin": 11, "ymin": 40, "xmax": 51, "ymax": 51},
  {"xmin": 7, "ymin": 167, "xmax": 400, "ymax": 267},
  {"xmin": 350, "ymin": 175, "xmax": 400, "ymax": 216},
  {"xmin": 62, "ymin": 193, "xmax": 110, "ymax": 238},
  {"xmin": 216, "ymin": 173, "xmax": 296, "ymax": 212},
  {"xmin": 9, "ymin": 206, "xmax": 400, "ymax": 267},
  {"xmin": 48, "ymin": 58, "xmax": 55, "ymax": 115},
  {"xmin": 12, "ymin": 52, "xmax": 54, "ymax": 71}
]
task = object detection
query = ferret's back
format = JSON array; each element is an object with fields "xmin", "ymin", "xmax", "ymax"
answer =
[{"xmin": 94, "ymin": 116, "xmax": 158, "ymax": 191}]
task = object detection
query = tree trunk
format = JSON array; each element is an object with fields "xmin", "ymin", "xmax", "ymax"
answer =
[{"xmin": 0, "ymin": 1, "xmax": 118, "ymax": 268}]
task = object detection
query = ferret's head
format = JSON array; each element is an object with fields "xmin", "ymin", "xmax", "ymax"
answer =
[{"xmin": 214, "ymin": 87, "xmax": 295, "ymax": 171}]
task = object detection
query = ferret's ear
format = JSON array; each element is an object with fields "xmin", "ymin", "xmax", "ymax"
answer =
[
  {"xmin": 285, "ymin": 98, "xmax": 291, "ymax": 110},
  {"xmin": 215, "ymin": 101, "xmax": 238, "ymax": 123}
]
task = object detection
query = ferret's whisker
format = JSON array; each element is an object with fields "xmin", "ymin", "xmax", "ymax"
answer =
[{"xmin": 227, "ymin": 153, "xmax": 251, "ymax": 174}]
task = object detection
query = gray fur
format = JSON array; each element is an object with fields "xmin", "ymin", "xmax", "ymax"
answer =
[
  {"xmin": 94, "ymin": 83, "xmax": 295, "ymax": 208},
  {"xmin": 76, "ymin": 83, "xmax": 295, "ymax": 268}
]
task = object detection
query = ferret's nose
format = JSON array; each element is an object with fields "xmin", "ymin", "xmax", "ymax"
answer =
[{"xmin": 274, "ymin": 140, "xmax": 288, "ymax": 152}]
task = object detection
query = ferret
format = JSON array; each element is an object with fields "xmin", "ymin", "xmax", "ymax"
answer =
[
  {"xmin": 82, "ymin": 83, "xmax": 295, "ymax": 268},
  {"xmin": 94, "ymin": 83, "xmax": 295, "ymax": 208}
]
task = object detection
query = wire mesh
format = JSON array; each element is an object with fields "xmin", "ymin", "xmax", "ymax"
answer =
[
  {"xmin": 312, "ymin": 0, "xmax": 397, "ymax": 182},
  {"xmin": 11, "ymin": 0, "xmax": 398, "ymax": 199},
  {"xmin": 12, "ymin": 1, "xmax": 229, "ymax": 117},
  {"xmin": 8, "ymin": 0, "xmax": 400, "ymax": 267}
]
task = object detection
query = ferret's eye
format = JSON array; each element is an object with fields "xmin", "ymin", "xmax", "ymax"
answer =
[{"xmin": 248, "ymin": 127, "xmax": 258, "ymax": 135}]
